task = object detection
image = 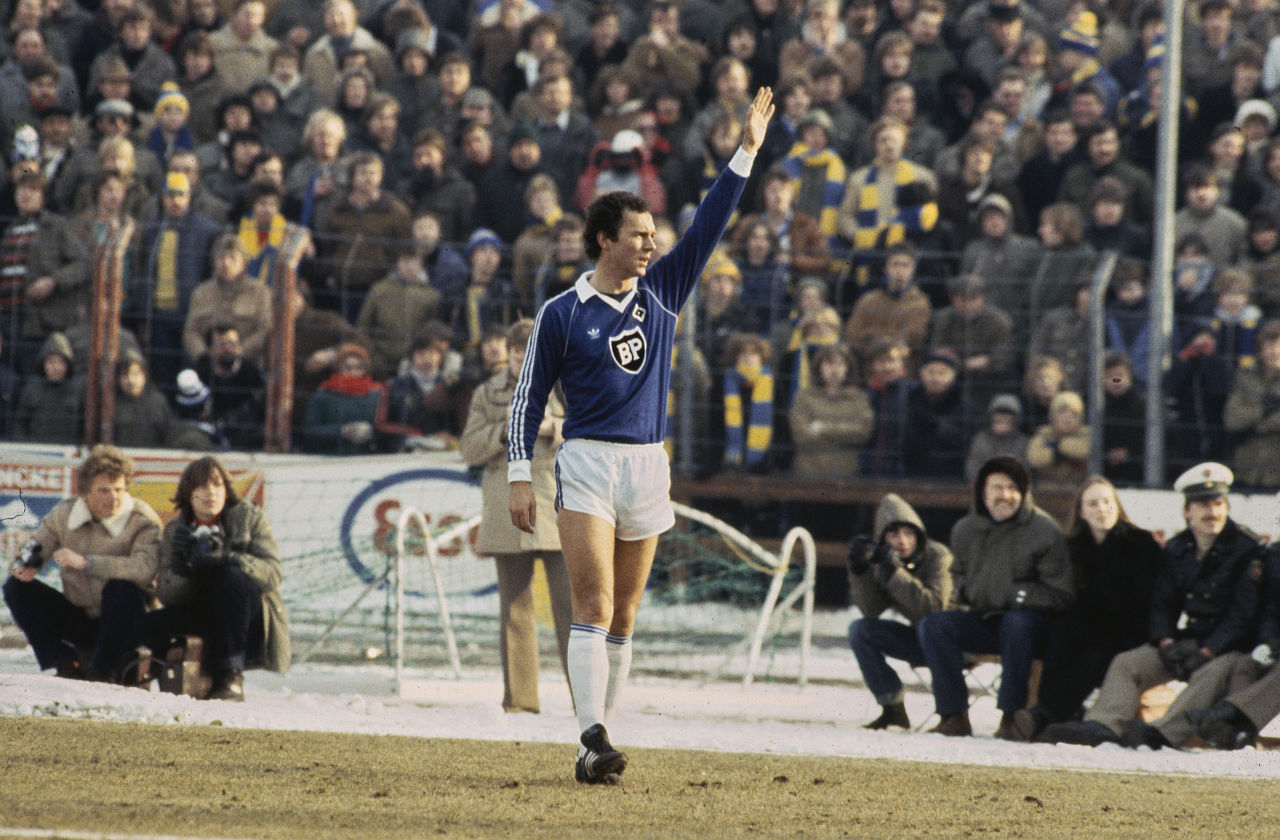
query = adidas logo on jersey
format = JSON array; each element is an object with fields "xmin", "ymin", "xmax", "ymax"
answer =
[{"xmin": 588, "ymin": 327, "xmax": 601, "ymax": 339}]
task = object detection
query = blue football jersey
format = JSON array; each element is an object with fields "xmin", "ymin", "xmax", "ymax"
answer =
[{"xmin": 508, "ymin": 151, "xmax": 752, "ymax": 480}]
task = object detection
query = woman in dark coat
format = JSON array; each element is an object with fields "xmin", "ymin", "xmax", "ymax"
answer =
[{"xmin": 1005, "ymin": 475, "xmax": 1163, "ymax": 741}]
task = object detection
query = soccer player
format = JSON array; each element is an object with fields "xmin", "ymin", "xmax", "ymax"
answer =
[{"xmin": 508, "ymin": 87, "xmax": 774, "ymax": 785}]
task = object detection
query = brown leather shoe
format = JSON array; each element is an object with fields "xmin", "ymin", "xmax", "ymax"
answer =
[
  {"xmin": 994, "ymin": 711, "xmax": 1021, "ymax": 741},
  {"xmin": 1003, "ymin": 708, "xmax": 1046, "ymax": 742},
  {"xmin": 863, "ymin": 702, "xmax": 910, "ymax": 730},
  {"xmin": 929, "ymin": 711, "xmax": 972, "ymax": 737}
]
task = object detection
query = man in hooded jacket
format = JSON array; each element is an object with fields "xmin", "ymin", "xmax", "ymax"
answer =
[{"xmin": 847, "ymin": 492, "xmax": 952, "ymax": 730}]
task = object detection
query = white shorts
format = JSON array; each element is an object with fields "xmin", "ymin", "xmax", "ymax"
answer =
[{"xmin": 554, "ymin": 439, "xmax": 674, "ymax": 541}]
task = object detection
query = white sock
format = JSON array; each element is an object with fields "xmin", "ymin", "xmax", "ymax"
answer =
[
  {"xmin": 568, "ymin": 623, "xmax": 609, "ymax": 743},
  {"xmin": 604, "ymin": 634, "xmax": 632, "ymax": 729}
]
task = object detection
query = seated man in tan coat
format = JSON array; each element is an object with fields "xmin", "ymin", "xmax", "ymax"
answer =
[{"xmin": 3, "ymin": 445, "xmax": 162, "ymax": 682}]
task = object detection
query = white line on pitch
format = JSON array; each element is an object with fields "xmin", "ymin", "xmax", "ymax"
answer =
[{"xmin": 0, "ymin": 828, "xmax": 262, "ymax": 840}]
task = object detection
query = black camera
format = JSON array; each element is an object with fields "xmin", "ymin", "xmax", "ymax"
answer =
[
  {"xmin": 193, "ymin": 524, "xmax": 223, "ymax": 558},
  {"xmin": 847, "ymin": 534, "xmax": 876, "ymax": 576},
  {"xmin": 17, "ymin": 541, "xmax": 42, "ymax": 569}
]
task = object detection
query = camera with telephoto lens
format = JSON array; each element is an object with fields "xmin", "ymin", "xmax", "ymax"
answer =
[
  {"xmin": 192, "ymin": 524, "xmax": 223, "ymax": 559},
  {"xmin": 14, "ymin": 540, "xmax": 42, "ymax": 571}
]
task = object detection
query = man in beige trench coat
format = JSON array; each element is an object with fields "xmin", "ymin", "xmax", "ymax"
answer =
[{"xmin": 461, "ymin": 319, "xmax": 573, "ymax": 712}]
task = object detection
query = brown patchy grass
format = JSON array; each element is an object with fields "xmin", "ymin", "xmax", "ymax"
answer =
[{"xmin": 0, "ymin": 716, "xmax": 1273, "ymax": 839}]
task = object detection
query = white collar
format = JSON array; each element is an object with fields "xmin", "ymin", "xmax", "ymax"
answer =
[
  {"xmin": 575, "ymin": 272, "xmax": 636, "ymax": 312},
  {"xmin": 67, "ymin": 494, "xmax": 136, "ymax": 538}
]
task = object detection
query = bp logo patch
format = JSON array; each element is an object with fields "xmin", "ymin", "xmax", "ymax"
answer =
[{"xmin": 609, "ymin": 326, "xmax": 647, "ymax": 373}]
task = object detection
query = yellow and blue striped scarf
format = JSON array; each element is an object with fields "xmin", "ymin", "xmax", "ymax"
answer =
[
  {"xmin": 723, "ymin": 363, "xmax": 774, "ymax": 468},
  {"xmin": 238, "ymin": 213, "xmax": 288, "ymax": 285},
  {"xmin": 780, "ymin": 142, "xmax": 847, "ymax": 243},
  {"xmin": 848, "ymin": 160, "xmax": 938, "ymax": 286}
]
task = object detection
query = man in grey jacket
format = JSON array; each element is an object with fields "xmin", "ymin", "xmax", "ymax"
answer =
[
  {"xmin": 917, "ymin": 455, "xmax": 1073, "ymax": 737},
  {"xmin": 847, "ymin": 493, "xmax": 953, "ymax": 730}
]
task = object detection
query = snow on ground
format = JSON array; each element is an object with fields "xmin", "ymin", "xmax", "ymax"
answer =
[{"xmin": 2, "ymin": 648, "xmax": 1279, "ymax": 781}]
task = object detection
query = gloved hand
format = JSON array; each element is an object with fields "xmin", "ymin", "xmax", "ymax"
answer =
[
  {"xmin": 168, "ymin": 524, "xmax": 197, "ymax": 576},
  {"xmin": 847, "ymin": 535, "xmax": 876, "ymax": 577},
  {"xmin": 1179, "ymin": 646, "xmax": 1213, "ymax": 679},
  {"xmin": 872, "ymin": 543, "xmax": 903, "ymax": 583},
  {"xmin": 1158, "ymin": 638, "xmax": 1204, "ymax": 680},
  {"xmin": 1252, "ymin": 640, "xmax": 1279, "ymax": 669}
]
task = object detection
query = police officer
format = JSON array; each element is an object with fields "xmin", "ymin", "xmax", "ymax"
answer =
[{"xmin": 1040, "ymin": 462, "xmax": 1265, "ymax": 746}]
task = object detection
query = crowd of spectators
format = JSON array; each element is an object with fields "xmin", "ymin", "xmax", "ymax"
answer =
[{"xmin": 0, "ymin": 0, "xmax": 1278, "ymax": 487}]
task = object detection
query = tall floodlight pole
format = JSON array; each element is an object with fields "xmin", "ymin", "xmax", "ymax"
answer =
[{"xmin": 1144, "ymin": 9, "xmax": 1183, "ymax": 487}]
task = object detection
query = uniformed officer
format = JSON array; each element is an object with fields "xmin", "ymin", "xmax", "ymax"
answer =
[{"xmin": 1039, "ymin": 462, "xmax": 1266, "ymax": 746}]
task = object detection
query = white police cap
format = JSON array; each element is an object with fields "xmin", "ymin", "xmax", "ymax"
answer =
[{"xmin": 1173, "ymin": 462, "xmax": 1234, "ymax": 500}]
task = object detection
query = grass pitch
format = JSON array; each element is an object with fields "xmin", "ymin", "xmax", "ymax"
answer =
[{"xmin": 0, "ymin": 716, "xmax": 1272, "ymax": 839}]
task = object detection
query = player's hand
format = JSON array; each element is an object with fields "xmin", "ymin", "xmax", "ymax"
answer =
[
  {"xmin": 741, "ymin": 87, "xmax": 775, "ymax": 157},
  {"xmin": 509, "ymin": 481, "xmax": 536, "ymax": 534}
]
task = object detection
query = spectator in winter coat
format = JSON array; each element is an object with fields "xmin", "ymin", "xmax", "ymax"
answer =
[
  {"xmin": 788, "ymin": 343, "xmax": 873, "ymax": 477},
  {"xmin": 1003, "ymin": 476, "xmax": 1163, "ymax": 741},
  {"xmin": 1224, "ymin": 319, "xmax": 1280, "ymax": 488},
  {"xmin": 905, "ymin": 350, "xmax": 978, "ymax": 479},
  {"xmin": 1028, "ymin": 202, "xmax": 1096, "ymax": 337},
  {"xmin": 458, "ymin": 318, "xmax": 571, "ymax": 714},
  {"xmin": 1026, "ymin": 390, "xmax": 1091, "ymax": 485},
  {"xmin": 918, "ymin": 455, "xmax": 1073, "ymax": 737},
  {"xmin": 861, "ymin": 339, "xmax": 916, "ymax": 478},
  {"xmin": 302, "ymin": 343, "xmax": 401, "ymax": 455},
  {"xmin": 183, "ymin": 234, "xmax": 272, "ymax": 370},
  {"xmin": 356, "ymin": 244, "xmax": 443, "ymax": 381},
  {"xmin": 964, "ymin": 393, "xmax": 1029, "ymax": 484},
  {"xmin": 1173, "ymin": 164, "xmax": 1247, "ymax": 271},
  {"xmin": 385, "ymin": 323, "xmax": 468, "ymax": 448},
  {"xmin": 930, "ymin": 273, "xmax": 1016, "ymax": 410},
  {"xmin": 959, "ymin": 193, "xmax": 1041, "ymax": 337},
  {"xmin": 112, "ymin": 351, "xmax": 178, "ymax": 449},
  {"xmin": 1102, "ymin": 353, "xmax": 1147, "ymax": 486},
  {"xmin": 842, "ymin": 242, "xmax": 932, "ymax": 368},
  {"xmin": 13, "ymin": 331, "xmax": 81, "ymax": 443},
  {"xmin": 2, "ymin": 445, "xmax": 162, "ymax": 683},
  {"xmin": 1104, "ymin": 261, "xmax": 1152, "ymax": 388},
  {"xmin": 846, "ymin": 492, "xmax": 952, "ymax": 731},
  {"xmin": 313, "ymin": 152, "xmax": 415, "ymax": 324}
]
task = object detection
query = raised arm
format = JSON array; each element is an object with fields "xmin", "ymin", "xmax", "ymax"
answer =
[{"xmin": 740, "ymin": 87, "xmax": 775, "ymax": 157}]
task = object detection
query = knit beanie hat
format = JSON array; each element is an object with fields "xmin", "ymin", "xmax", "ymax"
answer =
[
  {"xmin": 702, "ymin": 249, "xmax": 741, "ymax": 283},
  {"xmin": 175, "ymin": 369, "xmax": 211, "ymax": 408},
  {"xmin": 1143, "ymin": 34, "xmax": 1165, "ymax": 73},
  {"xmin": 1058, "ymin": 11, "xmax": 1099, "ymax": 57},
  {"xmin": 465, "ymin": 227, "xmax": 503, "ymax": 257},
  {"xmin": 154, "ymin": 81, "xmax": 190, "ymax": 118}
]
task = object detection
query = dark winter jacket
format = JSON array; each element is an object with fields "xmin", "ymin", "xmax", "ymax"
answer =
[
  {"xmin": 1064, "ymin": 520, "xmax": 1163, "ymax": 650},
  {"xmin": 949, "ymin": 461, "xmax": 1073, "ymax": 613},
  {"xmin": 158, "ymin": 500, "xmax": 290, "ymax": 672},
  {"xmin": 1149, "ymin": 519, "xmax": 1264, "ymax": 654}
]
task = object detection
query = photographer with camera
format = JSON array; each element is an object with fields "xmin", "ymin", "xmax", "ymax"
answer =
[
  {"xmin": 2, "ymin": 445, "xmax": 162, "ymax": 682},
  {"xmin": 846, "ymin": 493, "xmax": 952, "ymax": 730},
  {"xmin": 138, "ymin": 455, "xmax": 289, "ymax": 701}
]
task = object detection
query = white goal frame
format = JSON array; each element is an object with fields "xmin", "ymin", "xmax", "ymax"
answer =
[{"xmin": 388, "ymin": 502, "xmax": 816, "ymax": 694}]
